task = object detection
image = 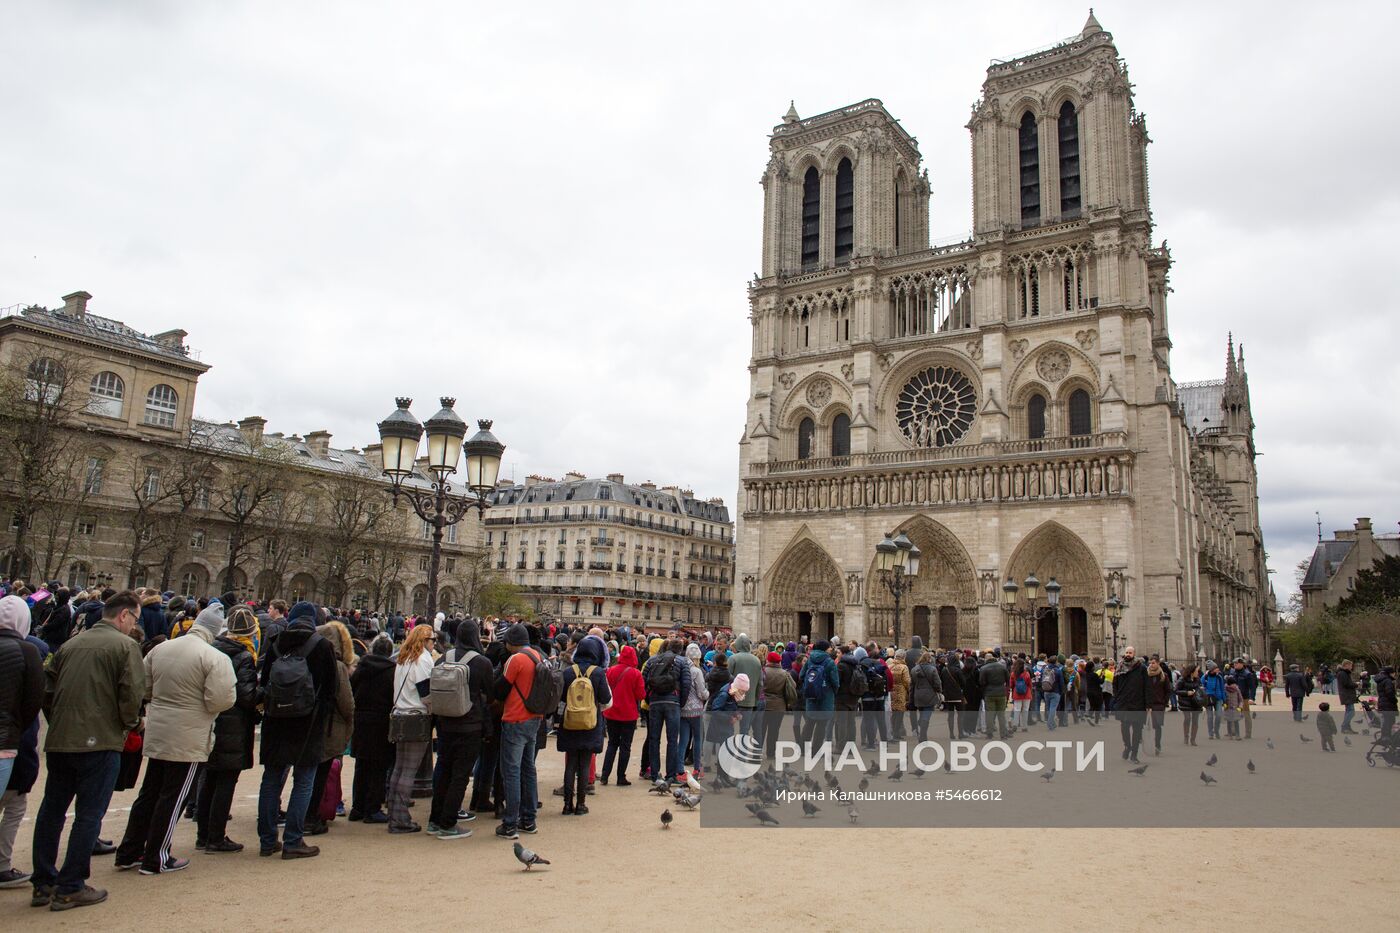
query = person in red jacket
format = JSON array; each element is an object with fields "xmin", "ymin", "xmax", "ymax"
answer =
[{"xmin": 599, "ymin": 645, "xmax": 644, "ymax": 786}]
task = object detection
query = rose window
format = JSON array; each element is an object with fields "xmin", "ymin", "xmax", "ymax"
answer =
[{"xmin": 895, "ymin": 366, "xmax": 976, "ymax": 447}]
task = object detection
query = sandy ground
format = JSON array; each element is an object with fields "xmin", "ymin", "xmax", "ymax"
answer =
[{"xmin": 2, "ymin": 691, "xmax": 1395, "ymax": 932}]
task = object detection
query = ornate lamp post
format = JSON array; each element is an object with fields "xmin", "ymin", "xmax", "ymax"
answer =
[
  {"xmin": 1106, "ymin": 595, "xmax": 1123, "ymax": 665},
  {"xmin": 1191, "ymin": 615, "xmax": 1202, "ymax": 665},
  {"xmin": 1159, "ymin": 608, "xmax": 1171, "ymax": 664},
  {"xmin": 1001, "ymin": 573, "xmax": 1059, "ymax": 656},
  {"xmin": 376, "ymin": 398, "xmax": 504, "ymax": 622},
  {"xmin": 875, "ymin": 531, "xmax": 919, "ymax": 648}
]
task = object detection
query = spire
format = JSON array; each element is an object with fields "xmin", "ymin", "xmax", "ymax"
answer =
[
  {"xmin": 1081, "ymin": 8, "xmax": 1103, "ymax": 37},
  {"xmin": 1237, "ymin": 342, "xmax": 1246, "ymax": 374},
  {"xmin": 1225, "ymin": 332, "xmax": 1237, "ymax": 382},
  {"xmin": 783, "ymin": 101, "xmax": 800, "ymax": 124}
]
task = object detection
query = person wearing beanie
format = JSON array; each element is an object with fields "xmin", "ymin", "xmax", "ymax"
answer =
[
  {"xmin": 760, "ymin": 649, "xmax": 797, "ymax": 760},
  {"xmin": 256, "ymin": 602, "xmax": 338, "ymax": 859},
  {"xmin": 225, "ymin": 605, "xmax": 260, "ymax": 663},
  {"xmin": 114, "ymin": 594, "xmax": 236, "ymax": 876},
  {"xmin": 195, "ymin": 606, "xmax": 261, "ymax": 853},
  {"xmin": 489, "ymin": 620, "xmax": 545, "ymax": 838}
]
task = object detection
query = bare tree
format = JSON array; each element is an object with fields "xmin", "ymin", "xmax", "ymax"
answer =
[
  {"xmin": 215, "ymin": 441, "xmax": 296, "ymax": 593},
  {"xmin": 255, "ymin": 481, "xmax": 315, "ymax": 600},
  {"xmin": 0, "ymin": 344, "xmax": 95, "ymax": 579},
  {"xmin": 152, "ymin": 448, "xmax": 217, "ymax": 592},
  {"xmin": 1339, "ymin": 604, "xmax": 1400, "ymax": 670},
  {"xmin": 314, "ymin": 471, "xmax": 388, "ymax": 606},
  {"xmin": 123, "ymin": 457, "xmax": 179, "ymax": 587},
  {"xmin": 450, "ymin": 549, "xmax": 499, "ymax": 617},
  {"xmin": 363, "ymin": 505, "xmax": 415, "ymax": 613}
]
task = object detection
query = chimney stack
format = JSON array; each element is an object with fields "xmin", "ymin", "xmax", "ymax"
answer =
[
  {"xmin": 564, "ymin": 471, "xmax": 586, "ymax": 482},
  {"xmin": 152, "ymin": 329, "xmax": 188, "ymax": 351},
  {"xmin": 305, "ymin": 430, "xmax": 332, "ymax": 458},
  {"xmin": 237, "ymin": 416, "xmax": 266, "ymax": 446},
  {"xmin": 606, "ymin": 473, "xmax": 624, "ymax": 484},
  {"xmin": 61, "ymin": 291, "xmax": 92, "ymax": 318},
  {"xmin": 362, "ymin": 443, "xmax": 384, "ymax": 474}
]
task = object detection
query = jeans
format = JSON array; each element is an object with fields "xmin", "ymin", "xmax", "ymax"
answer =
[
  {"xmin": 859, "ymin": 702, "xmax": 889, "ymax": 747},
  {"xmin": 1342, "ymin": 704, "xmax": 1356, "ymax": 732},
  {"xmin": 1120, "ymin": 712, "xmax": 1145, "ymax": 759},
  {"xmin": 647, "ymin": 704, "xmax": 682, "ymax": 781},
  {"xmin": 257, "ymin": 763, "xmax": 316, "ymax": 850},
  {"xmin": 602, "ymin": 719, "xmax": 637, "ymax": 780},
  {"xmin": 1011, "ymin": 698, "xmax": 1029, "ymax": 729},
  {"xmin": 0, "ymin": 788, "xmax": 26, "ymax": 872},
  {"xmin": 116, "ymin": 758, "xmax": 199, "ymax": 872},
  {"xmin": 31, "ymin": 750, "xmax": 120, "ymax": 895},
  {"xmin": 0, "ymin": 758, "xmax": 11, "ymax": 797},
  {"xmin": 1182, "ymin": 709, "xmax": 1200, "ymax": 743},
  {"xmin": 1044, "ymin": 693, "xmax": 1061, "ymax": 730},
  {"xmin": 1290, "ymin": 695, "xmax": 1304, "ymax": 721},
  {"xmin": 499, "ymin": 719, "xmax": 540, "ymax": 829},
  {"xmin": 914, "ymin": 707, "xmax": 934, "ymax": 743},
  {"xmin": 195, "ymin": 768, "xmax": 241, "ymax": 844},
  {"xmin": 680, "ymin": 716, "xmax": 706, "ymax": 771},
  {"xmin": 1149, "ymin": 709, "xmax": 1165, "ymax": 750},
  {"xmin": 431, "ymin": 733, "xmax": 481, "ymax": 830},
  {"xmin": 1206, "ymin": 703, "xmax": 1222, "ymax": 737}
]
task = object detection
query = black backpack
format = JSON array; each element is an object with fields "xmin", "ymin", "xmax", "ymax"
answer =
[
  {"xmin": 265, "ymin": 633, "xmax": 321, "ymax": 719},
  {"xmin": 645, "ymin": 652, "xmax": 678, "ymax": 695},
  {"xmin": 842, "ymin": 660, "xmax": 867, "ymax": 697},
  {"xmin": 864, "ymin": 663, "xmax": 888, "ymax": 698},
  {"xmin": 514, "ymin": 647, "xmax": 561, "ymax": 716}
]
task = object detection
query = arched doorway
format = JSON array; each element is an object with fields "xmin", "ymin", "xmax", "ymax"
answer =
[
  {"xmin": 288, "ymin": 573, "xmax": 318, "ymax": 603},
  {"xmin": 866, "ymin": 516, "xmax": 978, "ymax": 647},
  {"xmin": 1004, "ymin": 521, "xmax": 1103, "ymax": 657},
  {"xmin": 764, "ymin": 537, "xmax": 843, "ymax": 642}
]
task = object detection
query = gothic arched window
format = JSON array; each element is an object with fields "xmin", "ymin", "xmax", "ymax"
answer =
[
  {"xmin": 797, "ymin": 418, "xmax": 815, "ymax": 460},
  {"xmin": 801, "ymin": 167, "xmax": 820, "ymax": 270},
  {"xmin": 1019, "ymin": 111, "xmax": 1040, "ymax": 227},
  {"xmin": 1068, "ymin": 388, "xmax": 1092, "ymax": 436},
  {"xmin": 1058, "ymin": 101, "xmax": 1080, "ymax": 217},
  {"xmin": 834, "ymin": 158, "xmax": 854, "ymax": 264},
  {"xmin": 1028, "ymin": 394, "xmax": 1047, "ymax": 440},
  {"xmin": 831, "ymin": 413, "xmax": 851, "ymax": 458}
]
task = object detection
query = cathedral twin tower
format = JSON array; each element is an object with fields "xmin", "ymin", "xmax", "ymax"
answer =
[{"xmin": 735, "ymin": 13, "xmax": 1269, "ymax": 662}]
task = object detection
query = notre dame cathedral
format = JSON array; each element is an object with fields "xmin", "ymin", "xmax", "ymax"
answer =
[{"xmin": 735, "ymin": 13, "xmax": 1272, "ymax": 662}]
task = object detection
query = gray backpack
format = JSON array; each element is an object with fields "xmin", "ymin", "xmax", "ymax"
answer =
[{"xmin": 430, "ymin": 649, "xmax": 478, "ymax": 718}]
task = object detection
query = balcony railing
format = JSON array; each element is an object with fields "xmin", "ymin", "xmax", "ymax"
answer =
[{"xmin": 751, "ymin": 431, "xmax": 1127, "ymax": 476}]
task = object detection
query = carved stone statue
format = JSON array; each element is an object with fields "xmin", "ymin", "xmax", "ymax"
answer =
[{"xmin": 742, "ymin": 575, "xmax": 757, "ymax": 604}]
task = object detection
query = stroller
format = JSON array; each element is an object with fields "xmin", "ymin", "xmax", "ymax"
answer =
[{"xmin": 1361, "ymin": 700, "xmax": 1400, "ymax": 767}]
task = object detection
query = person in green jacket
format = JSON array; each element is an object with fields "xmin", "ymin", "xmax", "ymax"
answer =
[{"xmin": 30, "ymin": 591, "xmax": 146, "ymax": 912}]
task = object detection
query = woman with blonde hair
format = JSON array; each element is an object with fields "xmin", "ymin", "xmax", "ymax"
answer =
[
  {"xmin": 386, "ymin": 625, "xmax": 436, "ymax": 833},
  {"xmin": 304, "ymin": 621, "xmax": 355, "ymax": 835}
]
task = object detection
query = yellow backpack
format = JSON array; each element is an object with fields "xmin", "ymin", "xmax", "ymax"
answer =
[{"xmin": 563, "ymin": 664, "xmax": 597, "ymax": 730}]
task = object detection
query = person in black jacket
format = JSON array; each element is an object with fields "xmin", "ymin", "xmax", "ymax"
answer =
[
  {"xmin": 1376, "ymin": 667, "xmax": 1397, "ymax": 739},
  {"xmin": 429, "ymin": 621, "xmax": 494, "ymax": 839},
  {"xmin": 960, "ymin": 655, "xmax": 983, "ymax": 738},
  {"xmin": 937, "ymin": 653, "xmax": 965, "ymax": 740},
  {"xmin": 195, "ymin": 614, "xmax": 260, "ymax": 852},
  {"xmin": 1113, "ymin": 648, "xmax": 1148, "ymax": 763},
  {"xmin": 255, "ymin": 601, "xmax": 337, "ymax": 859},
  {"xmin": 1336, "ymin": 660, "xmax": 1360, "ymax": 733},
  {"xmin": 349, "ymin": 636, "xmax": 396, "ymax": 823},
  {"xmin": 0, "ymin": 621, "xmax": 48, "ymax": 888},
  {"xmin": 1, "ymin": 595, "xmax": 45, "ymax": 800}
]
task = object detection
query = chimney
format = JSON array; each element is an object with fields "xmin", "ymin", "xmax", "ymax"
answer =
[
  {"xmin": 640, "ymin": 481, "xmax": 657, "ymax": 490},
  {"xmin": 707, "ymin": 497, "xmax": 725, "ymax": 506},
  {"xmin": 362, "ymin": 443, "xmax": 384, "ymax": 473},
  {"xmin": 305, "ymin": 430, "xmax": 332, "ymax": 458},
  {"xmin": 564, "ymin": 471, "xmax": 586, "ymax": 482},
  {"xmin": 1356, "ymin": 517, "xmax": 1373, "ymax": 535},
  {"xmin": 61, "ymin": 291, "xmax": 92, "ymax": 318},
  {"xmin": 152, "ymin": 329, "xmax": 188, "ymax": 351},
  {"xmin": 524, "ymin": 474, "xmax": 544, "ymax": 488},
  {"xmin": 606, "ymin": 473, "xmax": 624, "ymax": 484},
  {"xmin": 237, "ymin": 416, "xmax": 266, "ymax": 446}
]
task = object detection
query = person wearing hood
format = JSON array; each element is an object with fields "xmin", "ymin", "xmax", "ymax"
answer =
[
  {"xmin": 349, "ymin": 635, "xmax": 396, "ymax": 823},
  {"xmin": 303, "ymin": 621, "xmax": 356, "ymax": 837},
  {"xmin": 727, "ymin": 634, "xmax": 764, "ymax": 728},
  {"xmin": 0, "ymin": 599, "xmax": 49, "ymax": 890},
  {"xmin": 556, "ymin": 635, "xmax": 611, "ymax": 816},
  {"xmin": 601, "ymin": 644, "xmax": 646, "ymax": 786},
  {"xmin": 114, "ymin": 602, "xmax": 236, "ymax": 877},
  {"xmin": 136, "ymin": 592, "xmax": 165, "ymax": 646},
  {"xmin": 428, "ymin": 620, "xmax": 494, "ymax": 840},
  {"xmin": 195, "ymin": 605, "xmax": 261, "ymax": 853},
  {"xmin": 1112, "ymin": 648, "xmax": 1148, "ymax": 764},
  {"xmin": 37, "ymin": 588, "xmax": 73, "ymax": 649},
  {"xmin": 679, "ymin": 643, "xmax": 711, "ymax": 780},
  {"xmin": 1375, "ymin": 667, "xmax": 1397, "ymax": 738},
  {"xmin": 256, "ymin": 601, "xmax": 338, "ymax": 860},
  {"xmin": 780, "ymin": 641, "xmax": 798, "ymax": 672},
  {"xmin": 640, "ymin": 636, "xmax": 690, "ymax": 785},
  {"xmin": 1203, "ymin": 663, "xmax": 1229, "ymax": 736},
  {"xmin": 761, "ymin": 651, "xmax": 797, "ymax": 761},
  {"xmin": 1, "ymin": 595, "xmax": 44, "ymax": 800},
  {"xmin": 888, "ymin": 649, "xmax": 912, "ymax": 740}
]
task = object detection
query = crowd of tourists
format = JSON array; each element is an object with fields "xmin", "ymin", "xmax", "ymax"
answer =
[{"xmin": 3, "ymin": 576, "xmax": 1397, "ymax": 912}]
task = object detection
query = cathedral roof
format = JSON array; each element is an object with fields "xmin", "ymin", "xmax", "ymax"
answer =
[
  {"xmin": 1178, "ymin": 380, "xmax": 1224, "ymax": 434},
  {"xmin": 1082, "ymin": 9, "xmax": 1104, "ymax": 37}
]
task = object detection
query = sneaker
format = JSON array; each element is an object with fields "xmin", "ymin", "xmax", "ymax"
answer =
[
  {"xmin": 436, "ymin": 826, "xmax": 472, "ymax": 840},
  {"xmin": 616, "ymin": 777, "xmax": 632, "ymax": 787},
  {"xmin": 281, "ymin": 843, "xmax": 320, "ymax": 860},
  {"xmin": 347, "ymin": 810, "xmax": 364, "ymax": 822},
  {"xmin": 388, "ymin": 822, "xmax": 422, "ymax": 834},
  {"xmin": 259, "ymin": 842, "xmax": 282, "ymax": 857},
  {"xmin": 364, "ymin": 811, "xmax": 390, "ymax": 824},
  {"xmin": 113, "ymin": 859, "xmax": 140, "ymax": 872},
  {"xmin": 139, "ymin": 856, "xmax": 190, "ymax": 875},
  {"xmin": 495, "ymin": 823, "xmax": 519, "ymax": 840},
  {"xmin": 50, "ymin": 885, "xmax": 107, "ymax": 911},
  {"xmin": 598, "ymin": 776, "xmax": 609, "ymax": 786},
  {"xmin": 519, "ymin": 822, "xmax": 538, "ymax": 834},
  {"xmin": 552, "ymin": 786, "xmax": 566, "ymax": 797},
  {"xmin": 426, "ymin": 822, "xmax": 443, "ymax": 835},
  {"xmin": 0, "ymin": 868, "xmax": 32, "ymax": 888},
  {"xmin": 204, "ymin": 838, "xmax": 244, "ymax": 853},
  {"xmin": 458, "ymin": 809, "xmax": 476, "ymax": 822},
  {"xmin": 561, "ymin": 804, "xmax": 575, "ymax": 816},
  {"xmin": 30, "ymin": 885, "xmax": 53, "ymax": 908},
  {"xmin": 586, "ymin": 783, "xmax": 596, "ymax": 795},
  {"xmin": 573, "ymin": 804, "xmax": 589, "ymax": 816}
]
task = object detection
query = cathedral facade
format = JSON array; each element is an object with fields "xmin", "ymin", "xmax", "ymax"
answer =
[{"xmin": 735, "ymin": 14, "xmax": 1270, "ymax": 662}]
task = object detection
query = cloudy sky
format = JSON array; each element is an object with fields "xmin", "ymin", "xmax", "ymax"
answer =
[{"xmin": 3, "ymin": 1, "xmax": 1396, "ymax": 607}]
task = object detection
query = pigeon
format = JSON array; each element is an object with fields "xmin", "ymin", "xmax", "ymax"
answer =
[
  {"xmin": 889, "ymin": 767, "xmax": 903, "ymax": 782},
  {"xmin": 745, "ymin": 802, "xmax": 761, "ymax": 816},
  {"xmin": 1362, "ymin": 728, "xmax": 1371, "ymax": 736},
  {"xmin": 802, "ymin": 800, "xmax": 820, "ymax": 818},
  {"xmin": 660, "ymin": 809, "xmax": 673, "ymax": 829},
  {"xmin": 513, "ymin": 842, "xmax": 550, "ymax": 871},
  {"xmin": 1343, "ymin": 736, "xmax": 1353, "ymax": 747},
  {"xmin": 1205, "ymin": 754, "xmax": 1217, "ymax": 767},
  {"xmin": 1265, "ymin": 738, "xmax": 1274, "ymax": 750},
  {"xmin": 847, "ymin": 807, "xmax": 860, "ymax": 824},
  {"xmin": 649, "ymin": 779, "xmax": 672, "ymax": 795},
  {"xmin": 866, "ymin": 760, "xmax": 880, "ymax": 777},
  {"xmin": 1200, "ymin": 771, "xmax": 1217, "ymax": 785},
  {"xmin": 707, "ymin": 778, "xmax": 727, "ymax": 794},
  {"xmin": 858, "ymin": 778, "xmax": 870, "ymax": 792},
  {"xmin": 1247, "ymin": 760, "xmax": 1255, "ymax": 774},
  {"xmin": 755, "ymin": 809, "xmax": 780, "ymax": 826},
  {"xmin": 1041, "ymin": 770, "xmax": 1055, "ymax": 782},
  {"xmin": 1128, "ymin": 764, "xmax": 1149, "ymax": 776},
  {"xmin": 678, "ymin": 792, "xmax": 701, "ymax": 810},
  {"xmin": 1299, "ymin": 734, "xmax": 1312, "ymax": 743},
  {"xmin": 686, "ymin": 773, "xmax": 703, "ymax": 792}
]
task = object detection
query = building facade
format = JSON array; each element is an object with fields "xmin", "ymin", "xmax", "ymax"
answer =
[
  {"xmin": 1, "ymin": 293, "xmax": 483, "ymax": 614},
  {"xmin": 735, "ymin": 14, "xmax": 1272, "ymax": 661},
  {"xmin": 1300, "ymin": 517, "xmax": 1400, "ymax": 612},
  {"xmin": 485, "ymin": 473, "xmax": 733, "ymax": 631}
]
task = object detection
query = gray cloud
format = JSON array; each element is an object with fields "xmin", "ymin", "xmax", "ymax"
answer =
[{"xmin": 3, "ymin": 1, "xmax": 1395, "ymax": 608}]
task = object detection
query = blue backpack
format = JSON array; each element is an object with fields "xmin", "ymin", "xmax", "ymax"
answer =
[{"xmin": 802, "ymin": 660, "xmax": 828, "ymax": 702}]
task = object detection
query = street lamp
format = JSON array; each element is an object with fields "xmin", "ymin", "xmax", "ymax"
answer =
[
  {"xmin": 377, "ymin": 398, "xmax": 504, "ymax": 622},
  {"xmin": 1159, "ymin": 608, "xmax": 1171, "ymax": 664},
  {"xmin": 875, "ymin": 531, "xmax": 919, "ymax": 648},
  {"xmin": 1002, "ymin": 573, "xmax": 1059, "ymax": 656},
  {"xmin": 1191, "ymin": 615, "xmax": 1202, "ymax": 666},
  {"xmin": 1105, "ymin": 595, "xmax": 1123, "ymax": 665}
]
